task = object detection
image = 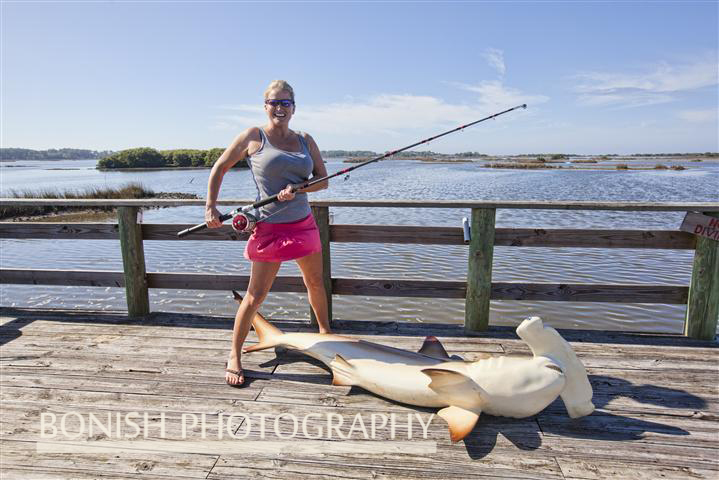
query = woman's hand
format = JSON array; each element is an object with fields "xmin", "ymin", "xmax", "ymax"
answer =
[
  {"xmin": 277, "ymin": 184, "xmax": 297, "ymax": 202},
  {"xmin": 205, "ymin": 205, "xmax": 223, "ymax": 228}
]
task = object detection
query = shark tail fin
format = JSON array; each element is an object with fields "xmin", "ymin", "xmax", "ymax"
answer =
[
  {"xmin": 329, "ymin": 354, "xmax": 358, "ymax": 386},
  {"xmin": 232, "ymin": 291, "xmax": 284, "ymax": 353},
  {"xmin": 437, "ymin": 406, "xmax": 480, "ymax": 443}
]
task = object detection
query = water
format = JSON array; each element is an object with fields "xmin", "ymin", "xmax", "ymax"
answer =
[{"xmin": 1, "ymin": 157, "xmax": 717, "ymax": 333}]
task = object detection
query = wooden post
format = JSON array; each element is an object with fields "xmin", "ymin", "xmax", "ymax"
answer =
[
  {"xmin": 311, "ymin": 206, "xmax": 333, "ymax": 327},
  {"xmin": 684, "ymin": 212, "xmax": 719, "ymax": 340},
  {"xmin": 465, "ymin": 208, "xmax": 496, "ymax": 332},
  {"xmin": 118, "ymin": 207, "xmax": 149, "ymax": 317}
]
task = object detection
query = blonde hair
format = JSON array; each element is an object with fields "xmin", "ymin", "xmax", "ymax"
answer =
[{"xmin": 264, "ymin": 80, "xmax": 295, "ymax": 102}]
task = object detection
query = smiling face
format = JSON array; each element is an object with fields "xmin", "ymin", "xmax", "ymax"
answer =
[{"xmin": 264, "ymin": 88, "xmax": 295, "ymax": 126}]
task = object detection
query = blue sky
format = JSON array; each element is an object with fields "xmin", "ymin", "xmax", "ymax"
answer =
[{"xmin": 2, "ymin": 1, "xmax": 717, "ymax": 154}]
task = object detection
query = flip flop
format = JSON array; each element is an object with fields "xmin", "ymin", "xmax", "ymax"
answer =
[{"xmin": 225, "ymin": 362, "xmax": 245, "ymax": 388}]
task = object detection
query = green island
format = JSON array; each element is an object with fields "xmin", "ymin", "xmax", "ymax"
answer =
[{"xmin": 96, "ymin": 147, "xmax": 247, "ymax": 170}]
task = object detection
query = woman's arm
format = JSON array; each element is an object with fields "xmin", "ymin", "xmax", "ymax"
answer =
[
  {"xmin": 205, "ymin": 128, "xmax": 258, "ymax": 227},
  {"xmin": 298, "ymin": 132, "xmax": 328, "ymax": 193}
]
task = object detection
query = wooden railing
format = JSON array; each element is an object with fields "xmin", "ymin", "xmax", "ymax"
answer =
[{"xmin": 1, "ymin": 199, "xmax": 717, "ymax": 340}]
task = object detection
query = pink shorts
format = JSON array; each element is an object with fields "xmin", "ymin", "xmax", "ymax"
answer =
[{"xmin": 244, "ymin": 214, "xmax": 322, "ymax": 262}]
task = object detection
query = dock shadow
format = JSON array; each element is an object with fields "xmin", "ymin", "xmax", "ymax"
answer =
[
  {"xmin": 533, "ymin": 373, "xmax": 702, "ymax": 443},
  {"xmin": 0, "ymin": 317, "xmax": 32, "ymax": 347}
]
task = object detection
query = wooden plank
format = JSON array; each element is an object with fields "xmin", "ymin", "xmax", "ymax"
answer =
[
  {"xmin": 491, "ymin": 283, "xmax": 689, "ymax": 304},
  {"xmin": 146, "ymin": 224, "xmax": 249, "ymax": 241},
  {"xmin": 0, "ymin": 221, "xmax": 697, "ymax": 249},
  {"xmin": 0, "ymin": 403, "xmax": 248, "ymax": 446},
  {"xmin": 0, "ymin": 270, "xmax": 690, "ymax": 304},
  {"xmin": 310, "ymin": 206, "xmax": 332, "ymax": 327},
  {"xmin": 330, "ymin": 225, "xmax": 696, "ymax": 249},
  {"xmin": 557, "ymin": 457, "xmax": 718, "ymax": 480},
  {"xmin": 502, "ymin": 344, "xmax": 719, "ymax": 372},
  {"xmin": 208, "ymin": 449, "xmax": 566, "ymax": 480},
  {"xmin": 0, "ymin": 222, "xmax": 119, "ymax": 239},
  {"xmin": 0, "ymin": 465, "xmax": 196, "ymax": 480},
  {"xmin": 465, "ymin": 208, "xmax": 496, "ymax": 332},
  {"xmin": 146, "ymin": 273, "xmax": 307, "ymax": 292},
  {"xmin": 0, "ymin": 269, "xmax": 124, "ymax": 287},
  {"xmin": 331, "ymin": 278, "xmax": 466, "ymax": 298},
  {"xmin": 0, "ymin": 439, "xmax": 217, "ymax": 479},
  {"xmin": 536, "ymin": 410, "xmax": 719, "ymax": 448},
  {"xmin": 0, "ymin": 385, "xmax": 260, "ymax": 415},
  {"xmin": 495, "ymin": 228, "xmax": 696, "ymax": 249},
  {"xmin": 1, "ymin": 197, "xmax": 717, "ymax": 211},
  {"xmin": 117, "ymin": 207, "xmax": 149, "ymax": 317},
  {"xmin": 330, "ymin": 225, "xmax": 463, "ymax": 244},
  {"xmin": 536, "ymin": 434, "xmax": 718, "ymax": 469},
  {"xmin": 685, "ymin": 212, "xmax": 719, "ymax": 340},
  {"xmin": 309, "ymin": 200, "xmax": 719, "ymax": 212}
]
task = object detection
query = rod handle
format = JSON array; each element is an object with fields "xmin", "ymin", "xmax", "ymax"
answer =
[
  {"xmin": 252, "ymin": 194, "xmax": 280, "ymax": 209},
  {"xmin": 177, "ymin": 212, "xmax": 233, "ymax": 238}
]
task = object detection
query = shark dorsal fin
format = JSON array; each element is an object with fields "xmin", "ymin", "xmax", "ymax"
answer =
[
  {"xmin": 330, "ymin": 354, "xmax": 357, "ymax": 387},
  {"xmin": 437, "ymin": 405, "xmax": 480, "ymax": 443},
  {"xmin": 421, "ymin": 368, "xmax": 486, "ymax": 412},
  {"xmin": 418, "ymin": 336, "xmax": 451, "ymax": 359}
]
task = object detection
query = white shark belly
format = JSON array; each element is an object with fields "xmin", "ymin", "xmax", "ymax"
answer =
[
  {"xmin": 473, "ymin": 356, "xmax": 566, "ymax": 417},
  {"xmin": 279, "ymin": 333, "xmax": 452, "ymax": 407},
  {"xmin": 343, "ymin": 358, "xmax": 450, "ymax": 407}
]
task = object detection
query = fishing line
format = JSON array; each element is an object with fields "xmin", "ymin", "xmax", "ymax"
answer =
[{"xmin": 178, "ymin": 103, "xmax": 527, "ymax": 238}]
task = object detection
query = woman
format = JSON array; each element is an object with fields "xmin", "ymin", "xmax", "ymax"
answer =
[{"xmin": 205, "ymin": 80, "xmax": 330, "ymax": 387}]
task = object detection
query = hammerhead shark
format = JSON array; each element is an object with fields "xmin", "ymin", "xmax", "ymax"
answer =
[{"xmin": 235, "ymin": 292, "xmax": 594, "ymax": 442}]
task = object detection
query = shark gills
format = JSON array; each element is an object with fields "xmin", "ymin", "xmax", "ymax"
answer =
[{"xmin": 235, "ymin": 292, "xmax": 594, "ymax": 443}]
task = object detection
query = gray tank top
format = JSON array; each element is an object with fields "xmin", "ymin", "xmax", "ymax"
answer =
[{"xmin": 246, "ymin": 128, "xmax": 314, "ymax": 223}]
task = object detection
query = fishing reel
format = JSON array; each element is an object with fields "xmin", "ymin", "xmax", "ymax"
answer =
[{"xmin": 231, "ymin": 211, "xmax": 258, "ymax": 233}]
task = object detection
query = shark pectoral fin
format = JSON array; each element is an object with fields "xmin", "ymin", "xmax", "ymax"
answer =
[
  {"xmin": 421, "ymin": 368, "xmax": 486, "ymax": 411},
  {"xmin": 418, "ymin": 336, "xmax": 451, "ymax": 359},
  {"xmin": 329, "ymin": 354, "xmax": 357, "ymax": 387},
  {"xmin": 437, "ymin": 406, "xmax": 480, "ymax": 443}
]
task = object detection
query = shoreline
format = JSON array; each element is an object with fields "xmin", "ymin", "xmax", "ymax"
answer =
[{"xmin": 3, "ymin": 191, "xmax": 199, "ymax": 222}]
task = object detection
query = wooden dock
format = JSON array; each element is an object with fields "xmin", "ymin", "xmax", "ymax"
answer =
[{"xmin": 1, "ymin": 307, "xmax": 717, "ymax": 479}]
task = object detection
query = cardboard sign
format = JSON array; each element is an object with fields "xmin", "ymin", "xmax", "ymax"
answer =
[{"xmin": 680, "ymin": 212, "xmax": 719, "ymax": 242}]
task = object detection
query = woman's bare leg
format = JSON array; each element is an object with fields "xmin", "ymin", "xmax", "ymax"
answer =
[
  {"xmin": 226, "ymin": 260, "xmax": 281, "ymax": 385},
  {"xmin": 296, "ymin": 251, "xmax": 331, "ymax": 334}
]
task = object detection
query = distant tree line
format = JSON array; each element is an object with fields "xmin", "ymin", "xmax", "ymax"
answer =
[
  {"xmin": 629, "ymin": 152, "xmax": 718, "ymax": 157},
  {"xmin": 321, "ymin": 150, "xmax": 377, "ymax": 158},
  {"xmin": 321, "ymin": 150, "xmax": 489, "ymax": 158},
  {"xmin": 1, "ymin": 148, "xmax": 113, "ymax": 160},
  {"xmin": 96, "ymin": 147, "xmax": 248, "ymax": 169}
]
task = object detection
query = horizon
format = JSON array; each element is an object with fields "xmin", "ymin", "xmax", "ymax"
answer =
[
  {"xmin": 2, "ymin": 146, "xmax": 719, "ymax": 158},
  {"xmin": 1, "ymin": 2, "xmax": 717, "ymax": 155}
]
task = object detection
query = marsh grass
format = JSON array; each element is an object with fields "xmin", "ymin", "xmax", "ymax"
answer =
[
  {"xmin": 0, "ymin": 182, "xmax": 156, "ymax": 219},
  {"xmin": 484, "ymin": 163, "xmax": 559, "ymax": 169}
]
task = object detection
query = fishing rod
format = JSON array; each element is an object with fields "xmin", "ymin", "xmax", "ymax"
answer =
[{"xmin": 177, "ymin": 103, "xmax": 527, "ymax": 238}]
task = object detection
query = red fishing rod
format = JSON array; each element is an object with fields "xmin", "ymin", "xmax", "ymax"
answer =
[{"xmin": 178, "ymin": 103, "xmax": 527, "ymax": 238}]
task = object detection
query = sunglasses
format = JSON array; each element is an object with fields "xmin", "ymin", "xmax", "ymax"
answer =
[{"xmin": 265, "ymin": 99, "xmax": 294, "ymax": 108}]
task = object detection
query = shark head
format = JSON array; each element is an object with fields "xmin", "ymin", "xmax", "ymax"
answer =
[{"xmin": 517, "ymin": 316, "xmax": 595, "ymax": 418}]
